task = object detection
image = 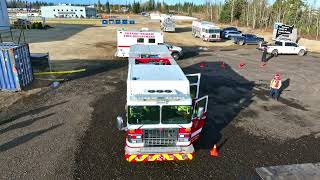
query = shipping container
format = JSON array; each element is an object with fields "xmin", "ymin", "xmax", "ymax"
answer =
[{"xmin": 0, "ymin": 43, "xmax": 33, "ymax": 91}]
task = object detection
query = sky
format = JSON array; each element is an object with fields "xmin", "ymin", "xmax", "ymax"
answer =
[{"xmin": 24, "ymin": 0, "xmax": 318, "ymax": 7}]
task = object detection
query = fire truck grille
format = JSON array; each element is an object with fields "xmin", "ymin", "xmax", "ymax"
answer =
[{"xmin": 143, "ymin": 129, "xmax": 178, "ymax": 147}]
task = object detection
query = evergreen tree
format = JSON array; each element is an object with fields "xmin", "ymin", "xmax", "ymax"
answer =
[
  {"xmin": 105, "ymin": 1, "xmax": 110, "ymax": 13},
  {"xmin": 132, "ymin": 1, "xmax": 141, "ymax": 14}
]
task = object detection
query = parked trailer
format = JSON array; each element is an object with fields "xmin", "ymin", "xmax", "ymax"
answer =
[
  {"xmin": 192, "ymin": 20, "xmax": 221, "ymax": 42},
  {"xmin": 116, "ymin": 44, "xmax": 209, "ymax": 162},
  {"xmin": 160, "ymin": 15, "xmax": 175, "ymax": 32},
  {"xmin": 0, "ymin": 43, "xmax": 33, "ymax": 91},
  {"xmin": 115, "ymin": 29, "xmax": 164, "ymax": 57}
]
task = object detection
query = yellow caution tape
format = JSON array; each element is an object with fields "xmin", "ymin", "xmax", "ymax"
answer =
[{"xmin": 34, "ymin": 69, "xmax": 86, "ymax": 75}]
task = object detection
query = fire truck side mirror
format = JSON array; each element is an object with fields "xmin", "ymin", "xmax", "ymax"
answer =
[
  {"xmin": 116, "ymin": 116, "xmax": 124, "ymax": 130},
  {"xmin": 197, "ymin": 107, "xmax": 204, "ymax": 118}
]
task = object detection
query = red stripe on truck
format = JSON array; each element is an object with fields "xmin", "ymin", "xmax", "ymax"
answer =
[{"xmin": 118, "ymin": 46, "xmax": 131, "ymax": 48}]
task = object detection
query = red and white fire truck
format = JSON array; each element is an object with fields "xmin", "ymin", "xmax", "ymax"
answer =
[{"xmin": 116, "ymin": 44, "xmax": 209, "ymax": 162}]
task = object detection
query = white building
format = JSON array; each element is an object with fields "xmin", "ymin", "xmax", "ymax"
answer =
[{"xmin": 40, "ymin": 4, "xmax": 96, "ymax": 18}]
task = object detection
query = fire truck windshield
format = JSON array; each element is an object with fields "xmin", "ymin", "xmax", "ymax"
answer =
[
  {"xmin": 161, "ymin": 105, "xmax": 192, "ymax": 124},
  {"xmin": 208, "ymin": 29, "xmax": 220, "ymax": 34},
  {"xmin": 128, "ymin": 106, "xmax": 160, "ymax": 124},
  {"xmin": 128, "ymin": 105, "xmax": 192, "ymax": 125}
]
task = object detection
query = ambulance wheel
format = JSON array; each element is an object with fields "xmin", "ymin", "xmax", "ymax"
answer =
[{"xmin": 172, "ymin": 52, "xmax": 180, "ymax": 60}]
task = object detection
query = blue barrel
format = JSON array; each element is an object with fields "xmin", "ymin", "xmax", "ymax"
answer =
[
  {"xmin": 129, "ymin": 20, "xmax": 135, "ymax": 24},
  {"xmin": 109, "ymin": 19, "xmax": 114, "ymax": 24},
  {"xmin": 101, "ymin": 19, "xmax": 108, "ymax": 25},
  {"xmin": 0, "ymin": 43, "xmax": 33, "ymax": 91},
  {"xmin": 115, "ymin": 19, "xmax": 121, "ymax": 24},
  {"xmin": 122, "ymin": 19, "xmax": 128, "ymax": 24}
]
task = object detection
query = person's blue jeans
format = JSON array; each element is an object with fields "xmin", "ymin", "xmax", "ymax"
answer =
[{"xmin": 270, "ymin": 88, "xmax": 280, "ymax": 100}]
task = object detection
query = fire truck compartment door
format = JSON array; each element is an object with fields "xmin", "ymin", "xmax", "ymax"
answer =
[
  {"xmin": 190, "ymin": 95, "xmax": 208, "ymax": 142},
  {"xmin": 186, "ymin": 73, "xmax": 201, "ymax": 99}
]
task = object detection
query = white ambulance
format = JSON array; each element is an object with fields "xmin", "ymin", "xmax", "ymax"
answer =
[
  {"xmin": 192, "ymin": 20, "xmax": 221, "ymax": 42},
  {"xmin": 115, "ymin": 28, "xmax": 164, "ymax": 58}
]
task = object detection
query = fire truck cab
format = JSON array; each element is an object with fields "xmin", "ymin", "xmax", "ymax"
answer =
[{"xmin": 116, "ymin": 45, "xmax": 209, "ymax": 162}]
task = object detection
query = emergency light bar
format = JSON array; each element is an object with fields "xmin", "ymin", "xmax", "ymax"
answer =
[{"xmin": 135, "ymin": 58, "xmax": 171, "ymax": 65}]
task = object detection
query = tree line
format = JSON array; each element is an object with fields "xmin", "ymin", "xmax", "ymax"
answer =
[
  {"xmin": 7, "ymin": 0, "xmax": 54, "ymax": 9},
  {"xmin": 95, "ymin": 0, "xmax": 319, "ymax": 39}
]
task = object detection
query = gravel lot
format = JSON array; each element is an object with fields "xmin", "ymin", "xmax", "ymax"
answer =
[
  {"xmin": 74, "ymin": 49, "xmax": 320, "ymax": 180},
  {"xmin": 1, "ymin": 18, "xmax": 320, "ymax": 179}
]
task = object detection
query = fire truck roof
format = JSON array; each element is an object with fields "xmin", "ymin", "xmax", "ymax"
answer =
[
  {"xmin": 127, "ymin": 64, "xmax": 191, "ymax": 105},
  {"xmin": 129, "ymin": 44, "xmax": 170, "ymax": 56},
  {"xmin": 129, "ymin": 64, "xmax": 187, "ymax": 81}
]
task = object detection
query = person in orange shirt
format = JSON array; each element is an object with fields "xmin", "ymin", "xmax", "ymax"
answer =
[{"xmin": 269, "ymin": 73, "xmax": 282, "ymax": 100}]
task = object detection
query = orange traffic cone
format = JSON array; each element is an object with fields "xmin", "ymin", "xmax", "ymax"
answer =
[{"xmin": 210, "ymin": 144, "xmax": 219, "ymax": 157}]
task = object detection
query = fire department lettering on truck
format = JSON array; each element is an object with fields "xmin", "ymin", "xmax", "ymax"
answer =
[
  {"xmin": 123, "ymin": 32, "xmax": 156, "ymax": 38},
  {"xmin": 115, "ymin": 30, "xmax": 164, "ymax": 58}
]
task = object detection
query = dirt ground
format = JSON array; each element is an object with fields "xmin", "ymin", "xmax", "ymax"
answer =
[{"xmin": 1, "ymin": 15, "xmax": 320, "ymax": 179}]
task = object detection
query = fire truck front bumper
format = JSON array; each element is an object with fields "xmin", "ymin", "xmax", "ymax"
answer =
[
  {"xmin": 207, "ymin": 38, "xmax": 222, "ymax": 42},
  {"xmin": 125, "ymin": 145, "xmax": 195, "ymax": 162}
]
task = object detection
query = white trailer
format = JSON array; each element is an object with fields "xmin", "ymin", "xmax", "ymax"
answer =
[
  {"xmin": 116, "ymin": 44, "xmax": 209, "ymax": 163},
  {"xmin": 160, "ymin": 15, "xmax": 175, "ymax": 32},
  {"xmin": 115, "ymin": 29, "xmax": 164, "ymax": 58},
  {"xmin": 192, "ymin": 20, "xmax": 221, "ymax": 42}
]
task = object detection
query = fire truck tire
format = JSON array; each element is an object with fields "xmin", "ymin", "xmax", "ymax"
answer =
[{"xmin": 172, "ymin": 52, "xmax": 180, "ymax": 60}]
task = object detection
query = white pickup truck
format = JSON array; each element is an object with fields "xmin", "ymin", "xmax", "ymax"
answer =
[
  {"xmin": 158, "ymin": 43, "xmax": 183, "ymax": 60},
  {"xmin": 265, "ymin": 40, "xmax": 307, "ymax": 56}
]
